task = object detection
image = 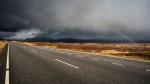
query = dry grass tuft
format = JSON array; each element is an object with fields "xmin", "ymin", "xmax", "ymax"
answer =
[{"xmin": 0, "ymin": 41, "xmax": 6, "ymax": 60}]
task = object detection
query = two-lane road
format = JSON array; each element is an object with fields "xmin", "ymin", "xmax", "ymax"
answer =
[{"xmin": 9, "ymin": 42, "xmax": 150, "ymax": 84}]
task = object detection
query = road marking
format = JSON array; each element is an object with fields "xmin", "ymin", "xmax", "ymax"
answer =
[
  {"xmin": 91, "ymin": 58, "xmax": 99, "ymax": 61},
  {"xmin": 5, "ymin": 43, "xmax": 9, "ymax": 84},
  {"xmin": 23, "ymin": 47, "xmax": 26, "ymax": 49},
  {"xmin": 31, "ymin": 50, "xmax": 37, "ymax": 53},
  {"xmin": 67, "ymin": 53, "xmax": 73, "ymax": 55},
  {"xmin": 55, "ymin": 59, "xmax": 79, "ymax": 69},
  {"xmin": 146, "ymin": 69, "xmax": 150, "ymax": 72},
  {"xmin": 77, "ymin": 55, "xmax": 84, "ymax": 58},
  {"xmin": 112, "ymin": 62, "xmax": 125, "ymax": 67}
]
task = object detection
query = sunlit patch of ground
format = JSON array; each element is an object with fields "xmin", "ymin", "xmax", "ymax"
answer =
[{"xmin": 20, "ymin": 42, "xmax": 150, "ymax": 61}]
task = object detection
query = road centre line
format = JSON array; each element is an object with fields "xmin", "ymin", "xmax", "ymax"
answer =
[
  {"xmin": 112, "ymin": 62, "xmax": 125, "ymax": 67},
  {"xmin": 145, "ymin": 69, "xmax": 150, "ymax": 72},
  {"xmin": 55, "ymin": 59, "xmax": 79, "ymax": 69},
  {"xmin": 31, "ymin": 49, "xmax": 37, "ymax": 53},
  {"xmin": 23, "ymin": 47, "xmax": 26, "ymax": 48}
]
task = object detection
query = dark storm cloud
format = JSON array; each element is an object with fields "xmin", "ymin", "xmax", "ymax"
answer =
[
  {"xmin": 0, "ymin": 13, "xmax": 30, "ymax": 32},
  {"xmin": 0, "ymin": 0, "xmax": 150, "ymax": 41}
]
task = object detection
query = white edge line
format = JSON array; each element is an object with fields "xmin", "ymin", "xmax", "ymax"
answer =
[
  {"xmin": 5, "ymin": 43, "xmax": 9, "ymax": 84},
  {"xmin": 55, "ymin": 59, "xmax": 79, "ymax": 69},
  {"xmin": 112, "ymin": 62, "xmax": 125, "ymax": 67}
]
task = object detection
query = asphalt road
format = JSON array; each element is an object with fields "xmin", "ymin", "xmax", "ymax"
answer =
[{"xmin": 9, "ymin": 42, "xmax": 150, "ymax": 84}]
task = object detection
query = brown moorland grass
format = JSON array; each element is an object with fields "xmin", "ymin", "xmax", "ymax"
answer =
[
  {"xmin": 0, "ymin": 41, "xmax": 6, "ymax": 60},
  {"xmin": 21, "ymin": 42, "xmax": 150, "ymax": 61}
]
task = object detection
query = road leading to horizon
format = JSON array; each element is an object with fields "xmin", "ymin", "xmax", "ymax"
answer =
[{"xmin": 9, "ymin": 42, "xmax": 150, "ymax": 84}]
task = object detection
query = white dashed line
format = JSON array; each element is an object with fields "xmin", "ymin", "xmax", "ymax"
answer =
[
  {"xmin": 112, "ymin": 62, "xmax": 125, "ymax": 67},
  {"xmin": 55, "ymin": 59, "xmax": 79, "ymax": 69},
  {"xmin": 31, "ymin": 50, "xmax": 37, "ymax": 53},
  {"xmin": 5, "ymin": 43, "xmax": 9, "ymax": 84},
  {"xmin": 145, "ymin": 69, "xmax": 150, "ymax": 72},
  {"xmin": 67, "ymin": 53, "xmax": 73, "ymax": 55},
  {"xmin": 23, "ymin": 47, "xmax": 26, "ymax": 49},
  {"xmin": 91, "ymin": 58, "xmax": 99, "ymax": 61},
  {"xmin": 77, "ymin": 55, "xmax": 84, "ymax": 58}
]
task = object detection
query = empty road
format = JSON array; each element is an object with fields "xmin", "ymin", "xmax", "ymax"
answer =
[{"xmin": 8, "ymin": 42, "xmax": 150, "ymax": 84}]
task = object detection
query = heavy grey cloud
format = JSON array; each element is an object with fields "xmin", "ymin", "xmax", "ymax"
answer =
[
  {"xmin": 0, "ymin": 13, "xmax": 30, "ymax": 32},
  {"xmin": 0, "ymin": 0, "xmax": 150, "ymax": 41},
  {"xmin": 7, "ymin": 29, "xmax": 41, "ymax": 40}
]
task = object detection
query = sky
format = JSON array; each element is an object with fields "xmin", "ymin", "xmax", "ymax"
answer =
[{"xmin": 0, "ymin": 0, "xmax": 150, "ymax": 42}]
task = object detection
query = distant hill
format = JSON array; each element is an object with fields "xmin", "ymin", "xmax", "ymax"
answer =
[
  {"xmin": 25, "ymin": 37, "xmax": 50, "ymax": 42},
  {"xmin": 0, "ymin": 36, "xmax": 3, "ymax": 40},
  {"xmin": 25, "ymin": 37, "xmax": 150, "ymax": 43}
]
